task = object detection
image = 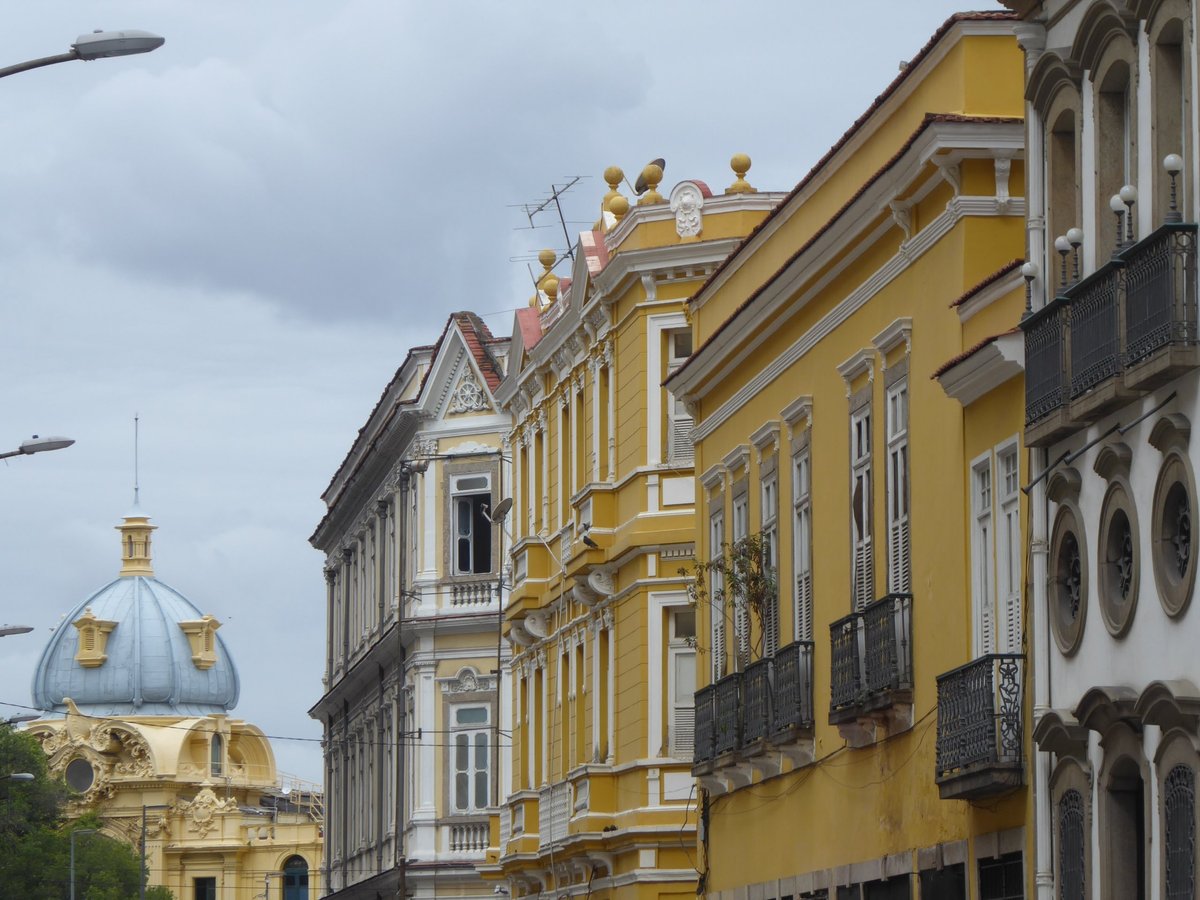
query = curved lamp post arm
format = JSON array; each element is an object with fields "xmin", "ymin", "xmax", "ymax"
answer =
[{"xmin": 0, "ymin": 51, "xmax": 80, "ymax": 80}]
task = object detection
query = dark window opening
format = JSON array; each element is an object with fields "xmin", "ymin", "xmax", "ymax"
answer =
[
  {"xmin": 920, "ymin": 863, "xmax": 965, "ymax": 900},
  {"xmin": 454, "ymin": 492, "xmax": 492, "ymax": 575},
  {"xmin": 194, "ymin": 877, "xmax": 217, "ymax": 900},
  {"xmin": 978, "ymin": 852, "xmax": 1023, "ymax": 900}
]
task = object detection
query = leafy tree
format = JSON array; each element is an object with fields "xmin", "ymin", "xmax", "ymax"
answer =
[
  {"xmin": 0, "ymin": 726, "xmax": 174, "ymax": 898},
  {"xmin": 684, "ymin": 531, "xmax": 778, "ymax": 665}
]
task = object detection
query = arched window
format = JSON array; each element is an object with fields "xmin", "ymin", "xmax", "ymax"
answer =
[
  {"xmin": 282, "ymin": 856, "xmax": 308, "ymax": 900},
  {"xmin": 210, "ymin": 734, "xmax": 223, "ymax": 777},
  {"xmin": 1059, "ymin": 788, "xmax": 1086, "ymax": 900},
  {"xmin": 1048, "ymin": 106, "xmax": 1080, "ymax": 270},
  {"xmin": 1165, "ymin": 765, "xmax": 1196, "ymax": 899},
  {"xmin": 1151, "ymin": 8, "xmax": 1191, "ymax": 223},
  {"xmin": 1095, "ymin": 58, "xmax": 1135, "ymax": 255}
]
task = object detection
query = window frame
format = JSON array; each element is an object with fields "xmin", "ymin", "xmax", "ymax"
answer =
[{"xmin": 849, "ymin": 396, "xmax": 874, "ymax": 611}]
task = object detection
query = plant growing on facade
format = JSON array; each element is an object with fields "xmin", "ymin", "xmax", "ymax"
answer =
[{"xmin": 683, "ymin": 531, "xmax": 778, "ymax": 665}]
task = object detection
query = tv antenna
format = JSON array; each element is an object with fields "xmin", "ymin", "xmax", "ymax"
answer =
[{"xmin": 511, "ymin": 176, "xmax": 585, "ymax": 270}]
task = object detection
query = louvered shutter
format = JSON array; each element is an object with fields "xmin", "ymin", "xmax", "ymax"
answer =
[
  {"xmin": 889, "ymin": 517, "xmax": 911, "ymax": 593},
  {"xmin": 711, "ymin": 592, "xmax": 726, "ymax": 681},
  {"xmin": 670, "ymin": 646, "xmax": 696, "ymax": 759},
  {"xmin": 763, "ymin": 593, "xmax": 779, "ymax": 658},
  {"xmin": 735, "ymin": 603, "xmax": 750, "ymax": 669},
  {"xmin": 795, "ymin": 571, "xmax": 813, "ymax": 641},
  {"xmin": 668, "ymin": 396, "xmax": 695, "ymax": 465},
  {"xmin": 1001, "ymin": 502, "xmax": 1021, "ymax": 652},
  {"xmin": 854, "ymin": 537, "xmax": 874, "ymax": 611}
]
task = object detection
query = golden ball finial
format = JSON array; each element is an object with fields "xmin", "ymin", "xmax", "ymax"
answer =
[
  {"xmin": 538, "ymin": 248, "xmax": 556, "ymax": 273},
  {"xmin": 604, "ymin": 166, "xmax": 624, "ymax": 190},
  {"xmin": 609, "ymin": 195, "xmax": 630, "ymax": 222},
  {"xmin": 543, "ymin": 273, "xmax": 559, "ymax": 303},
  {"xmin": 600, "ymin": 165, "xmax": 627, "ymax": 230},
  {"xmin": 638, "ymin": 163, "xmax": 664, "ymax": 206},
  {"xmin": 726, "ymin": 153, "xmax": 756, "ymax": 194}
]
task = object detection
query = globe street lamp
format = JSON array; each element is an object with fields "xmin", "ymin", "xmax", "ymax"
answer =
[
  {"xmin": 0, "ymin": 30, "xmax": 164, "ymax": 80},
  {"xmin": 0, "ymin": 436, "xmax": 75, "ymax": 461}
]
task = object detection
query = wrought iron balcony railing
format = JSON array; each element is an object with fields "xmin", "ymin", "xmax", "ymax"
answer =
[
  {"xmin": 1023, "ymin": 296, "xmax": 1069, "ymax": 428},
  {"xmin": 935, "ymin": 653, "xmax": 1024, "ymax": 800},
  {"xmin": 742, "ymin": 657, "xmax": 772, "ymax": 744},
  {"xmin": 713, "ymin": 671, "xmax": 743, "ymax": 756},
  {"xmin": 1023, "ymin": 222, "xmax": 1199, "ymax": 444},
  {"xmin": 693, "ymin": 684, "xmax": 716, "ymax": 764},
  {"xmin": 1123, "ymin": 223, "xmax": 1199, "ymax": 375},
  {"xmin": 692, "ymin": 643, "xmax": 816, "ymax": 770},
  {"xmin": 1067, "ymin": 259, "xmax": 1123, "ymax": 401},
  {"xmin": 829, "ymin": 594, "xmax": 912, "ymax": 722},
  {"xmin": 771, "ymin": 640, "xmax": 815, "ymax": 736}
]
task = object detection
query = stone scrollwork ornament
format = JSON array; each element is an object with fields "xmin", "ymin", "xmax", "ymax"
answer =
[
  {"xmin": 448, "ymin": 370, "xmax": 491, "ymax": 415},
  {"xmin": 670, "ymin": 181, "xmax": 706, "ymax": 238}
]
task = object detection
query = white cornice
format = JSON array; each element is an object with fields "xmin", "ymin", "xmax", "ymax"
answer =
[
  {"xmin": 722, "ymin": 444, "xmax": 750, "ymax": 475},
  {"xmin": 603, "ymin": 192, "xmax": 786, "ymax": 251},
  {"xmin": 872, "ymin": 317, "xmax": 913, "ymax": 358},
  {"xmin": 935, "ymin": 332, "xmax": 1025, "ymax": 406},
  {"xmin": 750, "ymin": 421, "xmax": 781, "ymax": 457},
  {"xmin": 699, "ymin": 464, "xmax": 726, "ymax": 492},
  {"xmin": 780, "ymin": 396, "xmax": 814, "ymax": 435}
]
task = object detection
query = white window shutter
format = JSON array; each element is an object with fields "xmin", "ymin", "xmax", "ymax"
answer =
[
  {"xmin": 671, "ymin": 703, "xmax": 694, "ymax": 759},
  {"xmin": 795, "ymin": 570, "xmax": 813, "ymax": 642},
  {"xmin": 889, "ymin": 517, "xmax": 911, "ymax": 593},
  {"xmin": 712, "ymin": 595, "xmax": 726, "ymax": 681},
  {"xmin": 668, "ymin": 397, "xmax": 695, "ymax": 465}
]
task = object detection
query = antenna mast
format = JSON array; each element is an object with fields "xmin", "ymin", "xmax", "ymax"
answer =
[{"xmin": 133, "ymin": 414, "xmax": 140, "ymax": 506}]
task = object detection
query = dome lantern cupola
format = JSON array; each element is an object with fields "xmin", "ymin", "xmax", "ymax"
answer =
[{"xmin": 117, "ymin": 507, "xmax": 156, "ymax": 577}]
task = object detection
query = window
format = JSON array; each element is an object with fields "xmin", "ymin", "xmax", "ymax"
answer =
[
  {"xmin": 732, "ymin": 487, "xmax": 750, "ymax": 667},
  {"xmin": 668, "ymin": 609, "xmax": 696, "ymax": 759},
  {"xmin": 1050, "ymin": 502, "xmax": 1087, "ymax": 656},
  {"xmin": 1164, "ymin": 764, "xmax": 1196, "ymax": 900},
  {"xmin": 793, "ymin": 447, "xmax": 813, "ymax": 641},
  {"xmin": 850, "ymin": 404, "xmax": 874, "ymax": 610},
  {"xmin": 885, "ymin": 381, "xmax": 910, "ymax": 594},
  {"xmin": 709, "ymin": 507, "xmax": 726, "ymax": 681},
  {"xmin": 194, "ymin": 878, "xmax": 217, "ymax": 900},
  {"xmin": 451, "ymin": 474, "xmax": 492, "ymax": 575},
  {"xmin": 667, "ymin": 330, "xmax": 694, "ymax": 465},
  {"xmin": 997, "ymin": 448, "xmax": 1021, "ymax": 652},
  {"xmin": 210, "ymin": 734, "xmax": 223, "ymax": 777},
  {"xmin": 1059, "ymin": 789, "xmax": 1086, "ymax": 900},
  {"xmin": 972, "ymin": 457, "xmax": 995, "ymax": 656},
  {"xmin": 451, "ymin": 705, "xmax": 490, "ymax": 812},
  {"xmin": 919, "ymin": 864, "xmax": 965, "ymax": 899},
  {"xmin": 1152, "ymin": 450, "xmax": 1197, "ymax": 617},
  {"xmin": 972, "ymin": 444, "xmax": 1022, "ymax": 656},
  {"xmin": 761, "ymin": 472, "xmax": 780, "ymax": 656},
  {"xmin": 283, "ymin": 855, "xmax": 310, "ymax": 900},
  {"xmin": 977, "ymin": 852, "xmax": 1022, "ymax": 900}
]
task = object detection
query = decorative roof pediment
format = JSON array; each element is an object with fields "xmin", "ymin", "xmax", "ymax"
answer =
[{"xmin": 1033, "ymin": 709, "xmax": 1089, "ymax": 758}]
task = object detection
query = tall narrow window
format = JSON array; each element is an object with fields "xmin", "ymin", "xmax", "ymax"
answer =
[
  {"xmin": 732, "ymin": 488, "xmax": 750, "ymax": 667},
  {"xmin": 885, "ymin": 381, "xmax": 910, "ymax": 594},
  {"xmin": 998, "ymin": 447, "xmax": 1021, "ymax": 652},
  {"xmin": 792, "ymin": 447, "xmax": 813, "ymax": 641},
  {"xmin": 451, "ymin": 705, "xmax": 491, "ymax": 812},
  {"xmin": 1059, "ymin": 789, "xmax": 1086, "ymax": 900},
  {"xmin": 1047, "ymin": 107, "xmax": 1079, "ymax": 269},
  {"xmin": 668, "ymin": 608, "xmax": 697, "ymax": 759},
  {"xmin": 709, "ymin": 507, "xmax": 726, "ymax": 681},
  {"xmin": 1153, "ymin": 22, "xmax": 1187, "ymax": 222},
  {"xmin": 666, "ymin": 330, "xmax": 695, "ymax": 465},
  {"xmin": 1165, "ymin": 764, "xmax": 1196, "ymax": 900},
  {"xmin": 850, "ymin": 405, "xmax": 874, "ymax": 610},
  {"xmin": 451, "ymin": 474, "xmax": 493, "ymax": 575},
  {"xmin": 761, "ymin": 472, "xmax": 780, "ymax": 656},
  {"xmin": 1096, "ymin": 62, "xmax": 1135, "ymax": 254},
  {"xmin": 972, "ymin": 457, "xmax": 995, "ymax": 656},
  {"xmin": 210, "ymin": 734, "xmax": 223, "ymax": 777}
]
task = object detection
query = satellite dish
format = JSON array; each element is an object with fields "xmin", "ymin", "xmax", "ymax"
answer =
[
  {"xmin": 487, "ymin": 497, "xmax": 513, "ymax": 523},
  {"xmin": 634, "ymin": 158, "xmax": 666, "ymax": 195}
]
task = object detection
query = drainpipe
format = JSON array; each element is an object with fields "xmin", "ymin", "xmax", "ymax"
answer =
[{"xmin": 1030, "ymin": 446, "xmax": 1052, "ymax": 900}]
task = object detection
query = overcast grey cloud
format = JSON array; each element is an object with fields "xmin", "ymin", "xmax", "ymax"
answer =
[{"xmin": 0, "ymin": 1, "xmax": 1003, "ymax": 781}]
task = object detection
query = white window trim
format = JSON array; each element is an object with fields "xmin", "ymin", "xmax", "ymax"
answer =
[
  {"xmin": 885, "ymin": 379, "xmax": 910, "ymax": 594},
  {"xmin": 970, "ymin": 450, "xmax": 996, "ymax": 657},
  {"xmin": 793, "ymin": 446, "xmax": 813, "ymax": 642},
  {"xmin": 450, "ymin": 703, "xmax": 492, "ymax": 813},
  {"xmin": 761, "ymin": 471, "xmax": 780, "ymax": 657},
  {"xmin": 647, "ymin": 590, "xmax": 693, "ymax": 759},
  {"xmin": 646, "ymin": 313, "xmax": 689, "ymax": 467},
  {"xmin": 996, "ymin": 438, "xmax": 1022, "ymax": 653},
  {"xmin": 850, "ymin": 403, "xmax": 874, "ymax": 611}
]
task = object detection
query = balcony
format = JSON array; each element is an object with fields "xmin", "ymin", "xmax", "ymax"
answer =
[
  {"xmin": 828, "ymin": 594, "xmax": 913, "ymax": 743},
  {"xmin": 935, "ymin": 654, "xmax": 1024, "ymax": 800},
  {"xmin": 692, "ymin": 641, "xmax": 815, "ymax": 778},
  {"xmin": 1023, "ymin": 223, "xmax": 1198, "ymax": 447}
]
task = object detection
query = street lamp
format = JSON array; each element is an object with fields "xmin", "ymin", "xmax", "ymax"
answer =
[
  {"xmin": 0, "ymin": 625, "xmax": 35, "ymax": 637},
  {"xmin": 0, "ymin": 30, "xmax": 164, "ymax": 80},
  {"xmin": 0, "ymin": 436, "xmax": 75, "ymax": 461},
  {"xmin": 70, "ymin": 827, "xmax": 97, "ymax": 900},
  {"xmin": 0, "ymin": 773, "xmax": 34, "ymax": 782}
]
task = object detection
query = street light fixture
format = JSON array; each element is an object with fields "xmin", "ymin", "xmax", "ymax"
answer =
[
  {"xmin": 0, "ymin": 436, "xmax": 75, "ymax": 461},
  {"xmin": 0, "ymin": 626, "xmax": 35, "ymax": 637},
  {"xmin": 0, "ymin": 773, "xmax": 34, "ymax": 782},
  {"xmin": 70, "ymin": 827, "xmax": 97, "ymax": 900},
  {"xmin": 0, "ymin": 30, "xmax": 164, "ymax": 80}
]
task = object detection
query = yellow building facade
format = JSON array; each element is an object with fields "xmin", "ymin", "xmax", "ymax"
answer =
[
  {"xmin": 666, "ymin": 14, "xmax": 1034, "ymax": 900},
  {"xmin": 27, "ymin": 511, "xmax": 323, "ymax": 900},
  {"xmin": 486, "ymin": 164, "xmax": 785, "ymax": 900}
]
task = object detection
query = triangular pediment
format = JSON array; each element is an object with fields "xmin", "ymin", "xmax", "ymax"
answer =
[{"xmin": 420, "ymin": 320, "xmax": 498, "ymax": 422}]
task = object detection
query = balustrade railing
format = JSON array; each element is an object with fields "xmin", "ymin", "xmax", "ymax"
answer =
[
  {"xmin": 1023, "ymin": 298, "xmax": 1069, "ymax": 426},
  {"xmin": 1067, "ymin": 260, "xmax": 1123, "ymax": 399},
  {"xmin": 742, "ymin": 657, "xmax": 772, "ymax": 744},
  {"xmin": 448, "ymin": 818, "xmax": 489, "ymax": 853},
  {"xmin": 693, "ymin": 684, "xmax": 716, "ymax": 763},
  {"xmin": 538, "ymin": 783, "xmax": 570, "ymax": 849},
  {"xmin": 862, "ymin": 593, "xmax": 912, "ymax": 697},
  {"xmin": 1124, "ymin": 223, "xmax": 1199, "ymax": 364},
  {"xmin": 450, "ymin": 578, "xmax": 496, "ymax": 607},
  {"xmin": 771, "ymin": 640, "xmax": 815, "ymax": 734},
  {"xmin": 713, "ymin": 672, "xmax": 743, "ymax": 755},
  {"xmin": 829, "ymin": 612, "xmax": 863, "ymax": 714},
  {"xmin": 936, "ymin": 654, "xmax": 1024, "ymax": 786}
]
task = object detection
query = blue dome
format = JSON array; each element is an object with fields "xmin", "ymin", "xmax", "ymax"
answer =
[{"xmin": 30, "ymin": 513, "xmax": 239, "ymax": 717}]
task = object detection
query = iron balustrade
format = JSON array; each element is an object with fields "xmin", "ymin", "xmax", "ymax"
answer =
[
  {"xmin": 693, "ymin": 684, "xmax": 716, "ymax": 763},
  {"xmin": 1021, "ymin": 297, "xmax": 1069, "ymax": 425},
  {"xmin": 935, "ymin": 653, "xmax": 1024, "ymax": 782},
  {"xmin": 771, "ymin": 640, "xmax": 815, "ymax": 734},
  {"xmin": 713, "ymin": 672, "xmax": 743, "ymax": 756},
  {"xmin": 829, "ymin": 612, "xmax": 863, "ymax": 714},
  {"xmin": 830, "ymin": 594, "xmax": 912, "ymax": 718},
  {"xmin": 1123, "ymin": 223, "xmax": 1199, "ymax": 364},
  {"xmin": 862, "ymin": 593, "xmax": 913, "ymax": 698},
  {"xmin": 1067, "ymin": 260, "xmax": 1124, "ymax": 399},
  {"xmin": 741, "ymin": 657, "xmax": 772, "ymax": 744}
]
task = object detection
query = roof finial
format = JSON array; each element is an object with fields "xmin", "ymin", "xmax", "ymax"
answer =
[
  {"xmin": 133, "ymin": 413, "xmax": 140, "ymax": 507},
  {"xmin": 726, "ymin": 153, "xmax": 756, "ymax": 194}
]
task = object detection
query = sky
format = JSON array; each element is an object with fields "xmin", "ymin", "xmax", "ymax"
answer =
[{"xmin": 0, "ymin": 1, "xmax": 1005, "ymax": 784}]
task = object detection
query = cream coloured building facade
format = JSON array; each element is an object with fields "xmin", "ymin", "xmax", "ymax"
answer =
[{"xmin": 310, "ymin": 312, "xmax": 512, "ymax": 900}]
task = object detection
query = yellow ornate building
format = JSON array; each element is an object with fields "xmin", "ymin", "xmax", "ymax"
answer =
[
  {"xmin": 666, "ymin": 13, "xmax": 1033, "ymax": 900},
  {"xmin": 486, "ymin": 162, "xmax": 785, "ymax": 900},
  {"xmin": 27, "ymin": 509, "xmax": 323, "ymax": 899}
]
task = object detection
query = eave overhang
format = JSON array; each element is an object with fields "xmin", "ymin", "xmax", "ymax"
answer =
[{"xmin": 934, "ymin": 330, "xmax": 1025, "ymax": 406}]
